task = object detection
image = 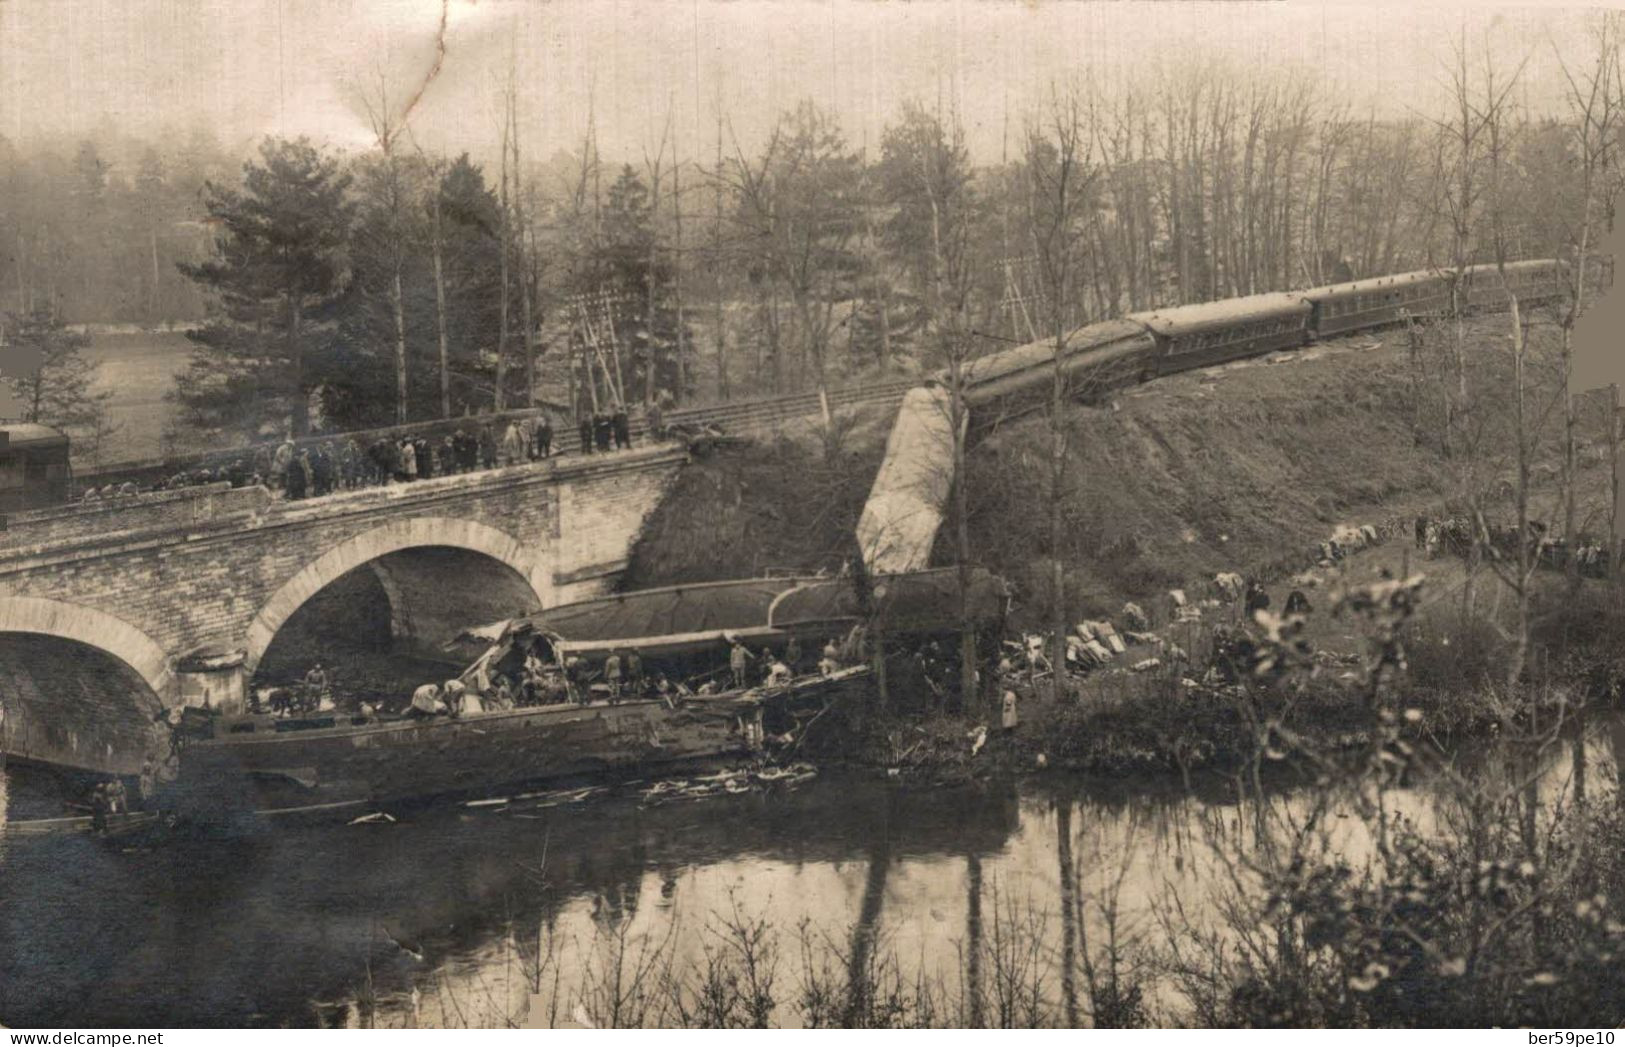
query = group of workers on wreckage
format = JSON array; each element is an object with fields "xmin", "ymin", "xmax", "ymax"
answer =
[
  {"xmin": 258, "ymin": 633, "xmax": 853, "ymax": 722},
  {"xmin": 1413, "ymin": 513, "xmax": 1612, "ymax": 575}
]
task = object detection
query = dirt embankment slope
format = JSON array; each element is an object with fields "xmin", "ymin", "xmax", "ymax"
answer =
[{"xmin": 625, "ymin": 317, "xmax": 1614, "ymax": 628}]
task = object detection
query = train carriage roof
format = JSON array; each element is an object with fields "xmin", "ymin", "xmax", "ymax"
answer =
[
  {"xmin": 0, "ymin": 423, "xmax": 69, "ymax": 450},
  {"xmin": 1297, "ymin": 259, "xmax": 1564, "ymax": 304},
  {"xmin": 1294, "ymin": 269, "xmax": 1450, "ymax": 302},
  {"xmin": 1127, "ymin": 292, "xmax": 1309, "ymax": 336},
  {"xmin": 949, "ymin": 318, "xmax": 1152, "ymax": 387},
  {"xmin": 1464, "ymin": 259, "xmax": 1567, "ymax": 277}
]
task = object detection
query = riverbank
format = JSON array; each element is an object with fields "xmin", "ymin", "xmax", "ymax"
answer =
[
  {"xmin": 626, "ymin": 310, "xmax": 1620, "ymax": 784},
  {"xmin": 801, "ymin": 541, "xmax": 1625, "ymax": 784}
]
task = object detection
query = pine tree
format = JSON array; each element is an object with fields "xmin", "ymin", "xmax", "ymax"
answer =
[
  {"xmin": 0, "ymin": 308, "xmax": 114, "ymax": 443},
  {"xmin": 174, "ymin": 137, "xmax": 354, "ymax": 441},
  {"xmin": 591, "ymin": 165, "xmax": 689, "ymax": 401}
]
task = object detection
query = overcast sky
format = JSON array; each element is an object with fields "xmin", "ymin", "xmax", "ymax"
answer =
[{"xmin": 0, "ymin": 0, "xmax": 1614, "ymax": 169}]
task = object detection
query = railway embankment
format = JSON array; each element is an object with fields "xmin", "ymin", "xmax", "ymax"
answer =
[
  {"xmin": 627, "ymin": 314, "xmax": 1625, "ymax": 778},
  {"xmin": 632, "ymin": 315, "xmax": 1612, "ymax": 621}
]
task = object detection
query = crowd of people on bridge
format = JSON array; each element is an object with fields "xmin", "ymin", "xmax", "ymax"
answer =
[{"xmin": 81, "ymin": 399, "xmax": 674, "ymax": 505}]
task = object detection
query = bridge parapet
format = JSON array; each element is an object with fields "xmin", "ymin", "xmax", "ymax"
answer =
[{"xmin": 1, "ymin": 484, "xmax": 271, "ymax": 556}]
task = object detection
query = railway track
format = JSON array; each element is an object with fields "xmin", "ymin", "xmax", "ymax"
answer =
[
  {"xmin": 78, "ymin": 377, "xmax": 919, "ymax": 488},
  {"xmin": 554, "ymin": 378, "xmax": 917, "ymax": 453}
]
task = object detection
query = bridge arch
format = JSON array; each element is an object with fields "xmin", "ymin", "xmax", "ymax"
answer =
[
  {"xmin": 0, "ymin": 597, "xmax": 174, "ymax": 775},
  {"xmin": 0, "ymin": 596, "xmax": 176, "ymax": 704},
  {"xmin": 243, "ymin": 517, "xmax": 551, "ymax": 673}
]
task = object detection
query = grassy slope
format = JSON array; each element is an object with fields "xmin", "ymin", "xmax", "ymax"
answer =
[{"xmin": 626, "ymin": 316, "xmax": 1613, "ymax": 627}]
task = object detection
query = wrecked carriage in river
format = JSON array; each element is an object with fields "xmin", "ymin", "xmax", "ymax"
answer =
[{"xmin": 162, "ymin": 567, "xmax": 1010, "ymax": 820}]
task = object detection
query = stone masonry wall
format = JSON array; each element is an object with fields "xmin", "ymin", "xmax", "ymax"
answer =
[{"xmin": 0, "ymin": 445, "xmax": 686, "ymax": 707}]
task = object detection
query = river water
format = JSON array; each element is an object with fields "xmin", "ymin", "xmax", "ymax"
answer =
[{"xmin": 1, "ymin": 718, "xmax": 1618, "ymax": 1029}]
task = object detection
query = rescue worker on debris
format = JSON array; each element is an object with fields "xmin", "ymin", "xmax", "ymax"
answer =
[
  {"xmin": 1244, "ymin": 580, "xmax": 1271, "ymax": 616},
  {"xmin": 1002, "ymin": 687, "xmax": 1020, "ymax": 734},
  {"xmin": 409, "ymin": 682, "xmax": 446, "ymax": 719},
  {"xmin": 451, "ymin": 679, "xmax": 484, "ymax": 716},
  {"xmin": 542, "ymin": 668, "xmax": 569, "ymax": 705},
  {"xmin": 730, "ymin": 640, "xmax": 752, "ymax": 689},
  {"xmin": 565, "ymin": 655, "xmax": 587, "ymax": 703},
  {"xmin": 625, "ymin": 649, "xmax": 644, "ymax": 696},
  {"xmin": 303, "ymin": 663, "xmax": 332, "ymax": 711},
  {"xmin": 604, "ymin": 651, "xmax": 623, "ymax": 702},
  {"xmin": 90, "ymin": 782, "xmax": 112, "ymax": 835},
  {"xmin": 785, "ymin": 636, "xmax": 802, "ymax": 672},
  {"xmin": 766, "ymin": 659, "xmax": 792, "ymax": 687}
]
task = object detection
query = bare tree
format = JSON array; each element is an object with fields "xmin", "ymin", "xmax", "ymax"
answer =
[
  {"xmin": 357, "ymin": 71, "xmax": 413, "ymax": 425},
  {"xmin": 896, "ymin": 96, "xmax": 982, "ymax": 709},
  {"xmin": 495, "ymin": 78, "xmax": 513, "ymax": 412},
  {"xmin": 1555, "ymin": 13, "xmax": 1623, "ymax": 592},
  {"xmin": 1025, "ymin": 84, "xmax": 1100, "ymax": 708},
  {"xmin": 508, "ymin": 75, "xmax": 539, "ymax": 410},
  {"xmin": 643, "ymin": 102, "xmax": 674, "ymax": 406}
]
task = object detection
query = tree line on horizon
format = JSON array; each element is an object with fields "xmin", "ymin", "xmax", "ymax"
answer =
[{"xmin": 0, "ymin": 47, "xmax": 1618, "ymax": 450}]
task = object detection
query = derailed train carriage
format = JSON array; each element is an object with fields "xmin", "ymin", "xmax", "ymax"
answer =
[
  {"xmin": 462, "ymin": 565, "xmax": 1013, "ymax": 686},
  {"xmin": 948, "ymin": 258, "xmax": 1572, "ymax": 424},
  {"xmin": 1127, "ymin": 292, "xmax": 1312, "ymax": 378}
]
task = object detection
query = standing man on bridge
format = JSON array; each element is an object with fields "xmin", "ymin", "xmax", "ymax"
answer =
[
  {"xmin": 577, "ymin": 413, "xmax": 593, "ymax": 455},
  {"xmin": 271, "ymin": 437, "xmax": 294, "ymax": 493},
  {"xmin": 479, "ymin": 423, "xmax": 497, "ymax": 470},
  {"xmin": 612, "ymin": 406, "xmax": 631, "ymax": 450},
  {"xmin": 536, "ymin": 415, "xmax": 553, "ymax": 458},
  {"xmin": 501, "ymin": 420, "xmax": 524, "ymax": 466}
]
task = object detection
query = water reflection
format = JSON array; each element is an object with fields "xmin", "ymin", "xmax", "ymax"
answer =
[{"xmin": 2, "ymin": 719, "xmax": 1620, "ymax": 1028}]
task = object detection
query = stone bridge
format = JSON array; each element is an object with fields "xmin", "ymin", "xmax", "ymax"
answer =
[{"xmin": 0, "ymin": 445, "xmax": 686, "ymax": 776}]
